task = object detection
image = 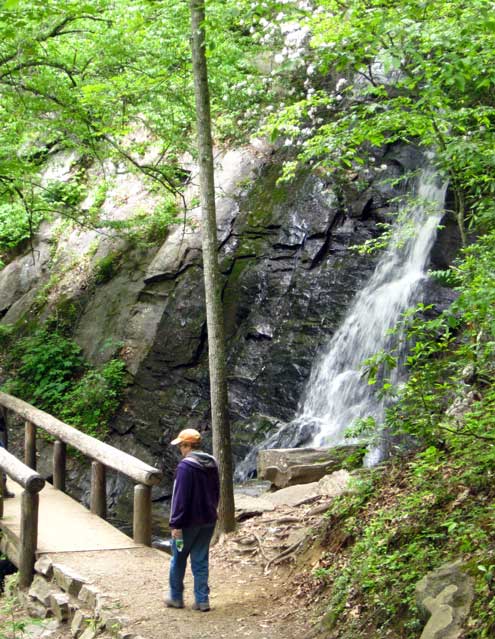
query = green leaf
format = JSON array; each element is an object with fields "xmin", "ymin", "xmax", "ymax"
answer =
[{"xmin": 2, "ymin": 0, "xmax": 21, "ymax": 8}]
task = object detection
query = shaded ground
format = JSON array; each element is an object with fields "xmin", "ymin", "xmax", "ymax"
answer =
[
  {"xmin": 2, "ymin": 488, "xmax": 333, "ymax": 639},
  {"xmin": 45, "ymin": 516, "xmax": 321, "ymax": 639}
]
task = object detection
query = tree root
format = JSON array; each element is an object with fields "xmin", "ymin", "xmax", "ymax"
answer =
[{"xmin": 264, "ymin": 538, "xmax": 304, "ymax": 575}]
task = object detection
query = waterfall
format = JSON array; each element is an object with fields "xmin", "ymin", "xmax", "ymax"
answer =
[
  {"xmin": 297, "ymin": 168, "xmax": 447, "ymax": 447},
  {"xmin": 235, "ymin": 168, "xmax": 446, "ymax": 479}
]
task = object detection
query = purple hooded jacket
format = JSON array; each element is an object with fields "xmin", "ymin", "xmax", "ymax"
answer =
[{"xmin": 169, "ymin": 451, "xmax": 220, "ymax": 529}]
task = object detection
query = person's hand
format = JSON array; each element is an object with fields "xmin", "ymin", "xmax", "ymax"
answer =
[{"xmin": 171, "ymin": 528, "xmax": 183, "ymax": 539}]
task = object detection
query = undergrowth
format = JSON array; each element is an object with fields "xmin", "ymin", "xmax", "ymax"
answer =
[
  {"xmin": 0, "ymin": 573, "xmax": 41, "ymax": 639},
  {"xmin": 308, "ymin": 233, "xmax": 495, "ymax": 638},
  {"xmin": 313, "ymin": 426, "xmax": 495, "ymax": 638},
  {"xmin": 0, "ymin": 326, "xmax": 126, "ymax": 439}
]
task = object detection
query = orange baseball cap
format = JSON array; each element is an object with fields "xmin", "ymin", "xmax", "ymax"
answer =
[{"xmin": 171, "ymin": 428, "xmax": 202, "ymax": 445}]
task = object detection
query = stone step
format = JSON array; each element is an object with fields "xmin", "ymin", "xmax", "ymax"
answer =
[{"xmin": 16, "ymin": 557, "xmax": 136, "ymax": 639}]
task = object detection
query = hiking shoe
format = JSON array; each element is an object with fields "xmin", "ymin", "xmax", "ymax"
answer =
[
  {"xmin": 165, "ymin": 598, "xmax": 184, "ymax": 609},
  {"xmin": 2, "ymin": 486, "xmax": 14, "ymax": 498},
  {"xmin": 192, "ymin": 601, "xmax": 210, "ymax": 612}
]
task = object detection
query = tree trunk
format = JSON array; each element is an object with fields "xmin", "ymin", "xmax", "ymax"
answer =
[{"xmin": 189, "ymin": 0, "xmax": 235, "ymax": 533}]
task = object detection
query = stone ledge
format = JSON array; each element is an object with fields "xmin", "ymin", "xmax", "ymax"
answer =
[
  {"xmin": 257, "ymin": 445, "xmax": 362, "ymax": 488},
  {"xmin": 10, "ymin": 554, "xmax": 147, "ymax": 639}
]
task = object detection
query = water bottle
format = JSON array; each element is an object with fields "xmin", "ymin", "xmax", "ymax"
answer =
[{"xmin": 176, "ymin": 538, "xmax": 184, "ymax": 552}]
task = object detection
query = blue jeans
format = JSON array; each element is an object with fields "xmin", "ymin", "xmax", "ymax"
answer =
[{"xmin": 169, "ymin": 524, "xmax": 215, "ymax": 604}]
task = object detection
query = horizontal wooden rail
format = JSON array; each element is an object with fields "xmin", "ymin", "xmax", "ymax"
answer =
[
  {"xmin": 0, "ymin": 391, "xmax": 162, "ymax": 486},
  {"xmin": 0, "ymin": 391, "xmax": 161, "ymax": 552},
  {"xmin": 0, "ymin": 447, "xmax": 45, "ymax": 494}
]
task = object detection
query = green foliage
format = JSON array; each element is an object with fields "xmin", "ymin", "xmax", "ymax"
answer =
[
  {"xmin": 86, "ymin": 182, "xmax": 109, "ymax": 223},
  {"xmin": 341, "ymin": 447, "xmax": 367, "ymax": 471},
  {"xmin": 0, "ymin": 202, "xmax": 44, "ymax": 268},
  {"xmin": 59, "ymin": 359, "xmax": 127, "ymax": 438},
  {"xmin": 126, "ymin": 197, "xmax": 181, "ymax": 245},
  {"xmin": 319, "ymin": 203, "xmax": 495, "ymax": 639},
  {"xmin": 49, "ymin": 296, "xmax": 82, "ymax": 333},
  {"xmin": 316, "ymin": 435, "xmax": 495, "ymax": 638},
  {"xmin": 42, "ymin": 179, "xmax": 86, "ymax": 208},
  {"xmin": 93, "ymin": 251, "xmax": 123, "ymax": 285},
  {"xmin": 98, "ymin": 195, "xmax": 181, "ymax": 247},
  {"xmin": 264, "ymin": 0, "xmax": 495, "ymax": 242},
  {"xmin": 428, "ymin": 268, "xmax": 461, "ymax": 288},
  {"xmin": 0, "ymin": 573, "xmax": 43, "ymax": 639},
  {"xmin": 0, "ymin": 324, "xmax": 15, "ymax": 347},
  {"xmin": 0, "ymin": 0, "xmax": 276, "ymax": 256},
  {"xmin": 3, "ymin": 329, "xmax": 84, "ymax": 411},
  {"xmin": 350, "ymin": 223, "xmax": 392, "ymax": 256},
  {"xmin": 0, "ymin": 327, "xmax": 126, "ymax": 439},
  {"xmin": 358, "ymin": 231, "xmax": 495, "ymax": 449},
  {"xmin": 344, "ymin": 416, "xmax": 377, "ymax": 445}
]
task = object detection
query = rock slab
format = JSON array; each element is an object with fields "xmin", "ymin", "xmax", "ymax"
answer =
[
  {"xmin": 258, "ymin": 446, "xmax": 360, "ymax": 488},
  {"xmin": 415, "ymin": 560, "xmax": 474, "ymax": 639}
]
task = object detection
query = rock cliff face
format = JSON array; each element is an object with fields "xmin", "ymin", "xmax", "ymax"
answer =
[
  {"xmin": 105, "ymin": 144, "xmax": 459, "ymax": 489},
  {"xmin": 0, "ymin": 143, "xmax": 460, "ymax": 503}
]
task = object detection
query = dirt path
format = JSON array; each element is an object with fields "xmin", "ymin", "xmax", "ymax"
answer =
[
  {"xmin": 42, "ymin": 495, "xmax": 329, "ymax": 639},
  {"xmin": 3, "ymin": 486, "xmax": 333, "ymax": 639},
  {"xmin": 44, "ymin": 542, "xmax": 312, "ymax": 639}
]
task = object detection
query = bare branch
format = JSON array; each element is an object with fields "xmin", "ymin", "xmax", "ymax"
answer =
[{"xmin": 0, "ymin": 61, "xmax": 78, "ymax": 87}]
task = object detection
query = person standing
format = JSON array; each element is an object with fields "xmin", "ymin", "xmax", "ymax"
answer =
[{"xmin": 166, "ymin": 428, "xmax": 220, "ymax": 612}]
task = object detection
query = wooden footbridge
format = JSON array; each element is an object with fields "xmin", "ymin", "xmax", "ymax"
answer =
[
  {"xmin": 0, "ymin": 390, "xmax": 163, "ymax": 588},
  {"xmin": 0, "ymin": 392, "xmax": 310, "ymax": 639}
]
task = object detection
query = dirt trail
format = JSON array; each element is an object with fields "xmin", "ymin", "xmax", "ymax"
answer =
[{"xmin": 44, "ymin": 496, "xmax": 328, "ymax": 639}]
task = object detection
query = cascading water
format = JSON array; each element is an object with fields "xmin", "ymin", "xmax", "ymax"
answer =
[
  {"xmin": 236, "ymin": 168, "xmax": 447, "ymax": 478},
  {"xmin": 299, "ymin": 169, "xmax": 447, "ymax": 448}
]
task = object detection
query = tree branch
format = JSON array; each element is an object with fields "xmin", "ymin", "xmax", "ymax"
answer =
[
  {"xmin": 0, "ymin": 61, "xmax": 78, "ymax": 87},
  {"xmin": 439, "ymin": 423, "xmax": 495, "ymax": 442}
]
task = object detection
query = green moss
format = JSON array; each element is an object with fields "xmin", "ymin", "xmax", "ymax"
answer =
[
  {"xmin": 244, "ymin": 163, "xmax": 289, "ymax": 228},
  {"xmin": 93, "ymin": 250, "xmax": 124, "ymax": 285}
]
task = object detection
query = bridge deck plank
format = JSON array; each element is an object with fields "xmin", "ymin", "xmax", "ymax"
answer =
[{"xmin": 0, "ymin": 480, "xmax": 141, "ymax": 554}]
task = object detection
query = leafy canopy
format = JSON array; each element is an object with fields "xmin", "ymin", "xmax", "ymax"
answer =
[
  {"xmin": 0, "ymin": 0, "xmax": 275, "ymax": 261},
  {"xmin": 264, "ymin": 0, "xmax": 495, "ymax": 241}
]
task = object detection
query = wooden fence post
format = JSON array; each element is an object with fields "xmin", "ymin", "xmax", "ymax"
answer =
[
  {"xmin": 53, "ymin": 440, "xmax": 67, "ymax": 492},
  {"xmin": 24, "ymin": 421, "xmax": 36, "ymax": 470},
  {"xmin": 133, "ymin": 484, "xmax": 152, "ymax": 546},
  {"xmin": 90, "ymin": 461, "xmax": 107, "ymax": 519},
  {"xmin": 19, "ymin": 489, "xmax": 39, "ymax": 588}
]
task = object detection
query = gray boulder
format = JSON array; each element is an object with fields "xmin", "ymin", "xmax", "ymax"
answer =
[
  {"xmin": 258, "ymin": 446, "xmax": 361, "ymax": 488},
  {"xmin": 415, "ymin": 560, "xmax": 474, "ymax": 639}
]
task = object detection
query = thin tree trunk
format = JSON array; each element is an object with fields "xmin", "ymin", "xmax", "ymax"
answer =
[{"xmin": 189, "ymin": 0, "xmax": 235, "ymax": 533}]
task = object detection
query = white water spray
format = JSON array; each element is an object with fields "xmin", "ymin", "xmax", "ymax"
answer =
[
  {"xmin": 235, "ymin": 169, "xmax": 447, "ymax": 480},
  {"xmin": 297, "ymin": 169, "xmax": 447, "ymax": 447}
]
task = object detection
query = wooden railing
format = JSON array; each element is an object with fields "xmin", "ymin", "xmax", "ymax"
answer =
[
  {"xmin": 0, "ymin": 391, "xmax": 163, "ymax": 583},
  {"xmin": 0, "ymin": 446, "xmax": 45, "ymax": 587}
]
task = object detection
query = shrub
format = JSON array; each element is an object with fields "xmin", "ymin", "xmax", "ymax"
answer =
[
  {"xmin": 1, "ymin": 327, "xmax": 127, "ymax": 439},
  {"xmin": 4, "ymin": 329, "xmax": 84, "ymax": 411},
  {"xmin": 42, "ymin": 179, "xmax": 86, "ymax": 207},
  {"xmin": 59, "ymin": 359, "xmax": 127, "ymax": 438}
]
